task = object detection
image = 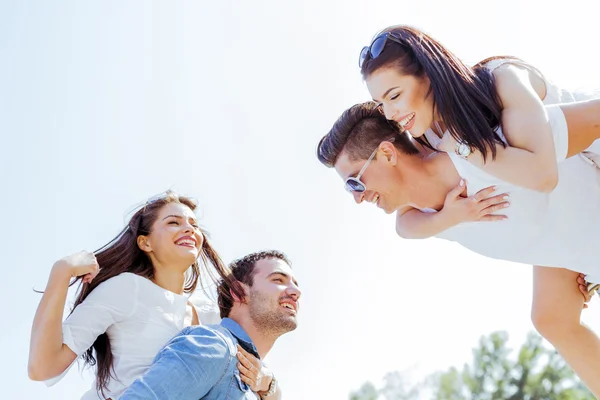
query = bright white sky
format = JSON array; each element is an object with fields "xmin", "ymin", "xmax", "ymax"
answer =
[{"xmin": 3, "ymin": 1, "xmax": 600, "ymax": 399}]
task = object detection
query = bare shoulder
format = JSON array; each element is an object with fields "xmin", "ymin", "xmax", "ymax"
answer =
[
  {"xmin": 428, "ymin": 152, "xmax": 460, "ymax": 184},
  {"xmin": 492, "ymin": 63, "xmax": 546, "ymax": 103}
]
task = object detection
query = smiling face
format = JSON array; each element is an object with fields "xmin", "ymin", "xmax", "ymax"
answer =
[
  {"xmin": 366, "ymin": 67, "xmax": 435, "ymax": 138},
  {"xmin": 247, "ymin": 258, "xmax": 301, "ymax": 335},
  {"xmin": 334, "ymin": 142, "xmax": 415, "ymax": 214},
  {"xmin": 137, "ymin": 202, "xmax": 204, "ymax": 271}
]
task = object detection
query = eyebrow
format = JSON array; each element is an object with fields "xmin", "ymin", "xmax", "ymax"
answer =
[
  {"xmin": 373, "ymin": 86, "xmax": 401, "ymax": 103},
  {"xmin": 162, "ymin": 215, "xmax": 198, "ymax": 223},
  {"xmin": 268, "ymin": 271, "xmax": 299, "ymax": 287}
]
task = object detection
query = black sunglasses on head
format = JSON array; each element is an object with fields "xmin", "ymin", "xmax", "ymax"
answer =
[{"xmin": 359, "ymin": 32, "xmax": 404, "ymax": 68}]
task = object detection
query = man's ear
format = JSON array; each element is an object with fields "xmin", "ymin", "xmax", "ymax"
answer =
[
  {"xmin": 137, "ymin": 235, "xmax": 152, "ymax": 252},
  {"xmin": 230, "ymin": 282, "xmax": 249, "ymax": 304},
  {"xmin": 379, "ymin": 141, "xmax": 398, "ymax": 166}
]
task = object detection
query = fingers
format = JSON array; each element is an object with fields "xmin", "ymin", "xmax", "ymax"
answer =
[
  {"xmin": 237, "ymin": 362, "xmax": 256, "ymax": 389},
  {"xmin": 236, "ymin": 345, "xmax": 260, "ymax": 376},
  {"xmin": 237, "ymin": 345, "xmax": 261, "ymax": 368},
  {"xmin": 577, "ymin": 274, "xmax": 593, "ymax": 303},
  {"xmin": 236, "ymin": 346, "xmax": 263, "ymax": 391},
  {"xmin": 579, "ymin": 283, "xmax": 592, "ymax": 303},
  {"xmin": 236, "ymin": 358, "xmax": 253, "ymax": 378},
  {"xmin": 478, "ymin": 214, "xmax": 508, "ymax": 222},
  {"xmin": 239, "ymin": 374, "xmax": 259, "ymax": 391},
  {"xmin": 447, "ymin": 179, "xmax": 466, "ymax": 199},
  {"xmin": 479, "ymin": 201, "xmax": 510, "ymax": 218},
  {"xmin": 479, "ymin": 193, "xmax": 510, "ymax": 209},
  {"xmin": 82, "ymin": 273, "xmax": 94, "ymax": 284},
  {"xmin": 473, "ymin": 185, "xmax": 498, "ymax": 202}
]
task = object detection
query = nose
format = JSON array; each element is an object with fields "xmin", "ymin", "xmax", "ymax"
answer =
[
  {"xmin": 182, "ymin": 221, "xmax": 195, "ymax": 233},
  {"xmin": 287, "ymin": 284, "xmax": 301, "ymax": 301},
  {"xmin": 382, "ymin": 103, "xmax": 398, "ymax": 121}
]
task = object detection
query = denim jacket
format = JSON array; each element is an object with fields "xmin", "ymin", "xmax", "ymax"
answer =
[{"xmin": 120, "ymin": 318, "xmax": 260, "ymax": 400}]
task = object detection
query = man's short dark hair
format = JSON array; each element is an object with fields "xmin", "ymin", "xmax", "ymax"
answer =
[
  {"xmin": 317, "ymin": 101, "xmax": 419, "ymax": 168},
  {"xmin": 217, "ymin": 250, "xmax": 291, "ymax": 318}
]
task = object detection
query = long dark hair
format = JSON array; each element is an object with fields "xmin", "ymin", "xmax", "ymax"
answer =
[
  {"xmin": 69, "ymin": 191, "xmax": 231, "ymax": 397},
  {"xmin": 360, "ymin": 25, "xmax": 505, "ymax": 161}
]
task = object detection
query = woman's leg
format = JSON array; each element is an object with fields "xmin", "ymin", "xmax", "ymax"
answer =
[
  {"xmin": 531, "ymin": 266, "xmax": 600, "ymax": 396},
  {"xmin": 561, "ymin": 99, "xmax": 600, "ymax": 158}
]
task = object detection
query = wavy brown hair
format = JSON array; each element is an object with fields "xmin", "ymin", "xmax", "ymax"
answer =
[
  {"xmin": 69, "ymin": 191, "xmax": 231, "ymax": 397},
  {"xmin": 360, "ymin": 25, "xmax": 505, "ymax": 161}
]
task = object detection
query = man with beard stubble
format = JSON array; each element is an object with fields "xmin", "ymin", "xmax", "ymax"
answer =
[{"xmin": 120, "ymin": 250, "xmax": 301, "ymax": 400}]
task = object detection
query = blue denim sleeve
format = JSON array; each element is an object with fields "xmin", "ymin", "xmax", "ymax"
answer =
[{"xmin": 120, "ymin": 326, "xmax": 231, "ymax": 400}]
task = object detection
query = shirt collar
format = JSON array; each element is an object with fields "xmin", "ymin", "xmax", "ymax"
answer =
[{"xmin": 221, "ymin": 318, "xmax": 260, "ymax": 359}]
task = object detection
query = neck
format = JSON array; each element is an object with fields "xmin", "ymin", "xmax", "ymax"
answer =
[
  {"xmin": 430, "ymin": 120, "xmax": 446, "ymax": 138},
  {"xmin": 151, "ymin": 262, "xmax": 187, "ymax": 295},
  {"xmin": 229, "ymin": 312, "xmax": 278, "ymax": 359}
]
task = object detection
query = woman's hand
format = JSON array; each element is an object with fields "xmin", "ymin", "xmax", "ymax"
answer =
[
  {"xmin": 440, "ymin": 180, "xmax": 510, "ymax": 224},
  {"xmin": 578, "ymin": 273, "xmax": 594, "ymax": 309},
  {"xmin": 236, "ymin": 345, "xmax": 273, "ymax": 393},
  {"xmin": 52, "ymin": 251, "xmax": 100, "ymax": 284}
]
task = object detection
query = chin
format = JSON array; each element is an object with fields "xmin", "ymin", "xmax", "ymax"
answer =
[
  {"xmin": 282, "ymin": 318, "xmax": 298, "ymax": 332},
  {"xmin": 377, "ymin": 202, "xmax": 394, "ymax": 214},
  {"xmin": 408, "ymin": 126, "xmax": 426, "ymax": 138},
  {"xmin": 179, "ymin": 251, "xmax": 199, "ymax": 264}
]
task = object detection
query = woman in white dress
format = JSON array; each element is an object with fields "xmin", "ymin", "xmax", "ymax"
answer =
[
  {"xmin": 28, "ymin": 191, "xmax": 279, "ymax": 399},
  {"xmin": 326, "ymin": 24, "xmax": 600, "ymax": 396},
  {"xmin": 320, "ymin": 100, "xmax": 600, "ymax": 397}
]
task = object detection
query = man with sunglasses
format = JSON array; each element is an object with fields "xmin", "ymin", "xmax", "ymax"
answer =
[
  {"xmin": 317, "ymin": 101, "xmax": 600, "ymax": 291},
  {"xmin": 318, "ymin": 101, "xmax": 506, "ymax": 219}
]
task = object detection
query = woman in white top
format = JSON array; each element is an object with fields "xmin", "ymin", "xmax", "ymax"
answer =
[
  {"xmin": 359, "ymin": 25, "xmax": 599, "ymax": 194},
  {"xmin": 28, "ymin": 191, "xmax": 278, "ymax": 399},
  {"xmin": 320, "ymin": 101, "xmax": 600, "ymax": 397},
  {"xmin": 340, "ymin": 24, "xmax": 600, "ymax": 396}
]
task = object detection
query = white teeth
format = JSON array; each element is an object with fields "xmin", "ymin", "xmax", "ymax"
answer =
[
  {"xmin": 281, "ymin": 303, "xmax": 294, "ymax": 310},
  {"xmin": 399, "ymin": 113, "xmax": 415, "ymax": 127},
  {"xmin": 176, "ymin": 239, "xmax": 195, "ymax": 246}
]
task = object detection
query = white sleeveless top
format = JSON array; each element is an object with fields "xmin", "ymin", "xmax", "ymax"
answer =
[
  {"xmin": 424, "ymin": 59, "xmax": 600, "ymax": 282},
  {"xmin": 45, "ymin": 272, "xmax": 220, "ymax": 400}
]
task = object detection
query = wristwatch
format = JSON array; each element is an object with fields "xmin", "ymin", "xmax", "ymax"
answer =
[
  {"xmin": 455, "ymin": 140, "xmax": 472, "ymax": 159},
  {"xmin": 259, "ymin": 374, "xmax": 277, "ymax": 398}
]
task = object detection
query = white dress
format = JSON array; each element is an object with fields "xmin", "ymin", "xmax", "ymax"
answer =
[
  {"xmin": 45, "ymin": 272, "xmax": 220, "ymax": 400},
  {"xmin": 423, "ymin": 59, "xmax": 600, "ymax": 282}
]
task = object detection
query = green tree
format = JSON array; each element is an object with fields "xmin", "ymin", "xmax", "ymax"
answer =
[
  {"xmin": 350, "ymin": 381, "xmax": 379, "ymax": 400},
  {"xmin": 350, "ymin": 331, "xmax": 593, "ymax": 400},
  {"xmin": 380, "ymin": 371, "xmax": 422, "ymax": 400},
  {"xmin": 432, "ymin": 332, "xmax": 593, "ymax": 400}
]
